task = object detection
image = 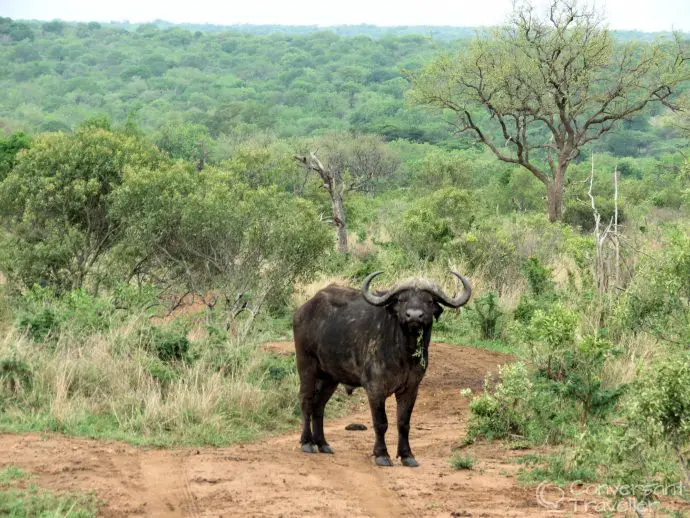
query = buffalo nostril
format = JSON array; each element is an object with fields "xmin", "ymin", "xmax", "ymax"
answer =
[{"xmin": 406, "ymin": 309, "xmax": 424, "ymax": 320}]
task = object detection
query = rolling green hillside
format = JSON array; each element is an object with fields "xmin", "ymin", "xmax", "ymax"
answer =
[{"xmin": 1, "ymin": 18, "xmax": 686, "ymax": 156}]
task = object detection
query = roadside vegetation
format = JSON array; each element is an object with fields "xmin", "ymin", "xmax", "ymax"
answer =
[
  {"xmin": 0, "ymin": 466, "xmax": 100, "ymax": 517},
  {"xmin": 0, "ymin": 0, "xmax": 688, "ymax": 511}
]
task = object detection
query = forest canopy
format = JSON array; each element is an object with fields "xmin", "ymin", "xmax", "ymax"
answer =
[{"xmin": 0, "ymin": 17, "xmax": 687, "ymax": 158}]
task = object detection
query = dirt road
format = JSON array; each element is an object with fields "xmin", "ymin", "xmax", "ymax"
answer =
[{"xmin": 0, "ymin": 343, "xmax": 556, "ymax": 517}]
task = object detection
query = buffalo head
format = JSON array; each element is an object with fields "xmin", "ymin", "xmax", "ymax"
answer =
[{"xmin": 361, "ymin": 271, "xmax": 472, "ymax": 332}]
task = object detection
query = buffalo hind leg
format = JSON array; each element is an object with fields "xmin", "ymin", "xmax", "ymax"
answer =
[
  {"xmin": 366, "ymin": 390, "xmax": 392, "ymax": 466},
  {"xmin": 395, "ymin": 386, "xmax": 419, "ymax": 467},
  {"xmin": 311, "ymin": 377, "xmax": 338, "ymax": 453},
  {"xmin": 298, "ymin": 358, "xmax": 318, "ymax": 453}
]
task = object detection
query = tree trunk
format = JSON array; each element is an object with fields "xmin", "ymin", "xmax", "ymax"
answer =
[
  {"xmin": 546, "ymin": 165, "xmax": 567, "ymax": 222},
  {"xmin": 328, "ymin": 178, "xmax": 348, "ymax": 253}
]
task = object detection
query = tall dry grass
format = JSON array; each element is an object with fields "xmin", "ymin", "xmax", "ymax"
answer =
[{"xmin": 0, "ymin": 313, "xmax": 301, "ymax": 446}]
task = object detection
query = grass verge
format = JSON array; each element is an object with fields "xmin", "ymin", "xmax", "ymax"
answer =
[{"xmin": 0, "ymin": 466, "xmax": 101, "ymax": 518}]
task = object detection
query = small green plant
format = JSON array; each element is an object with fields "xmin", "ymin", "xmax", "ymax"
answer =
[
  {"xmin": 467, "ymin": 362, "xmax": 533, "ymax": 441},
  {"xmin": 0, "ymin": 466, "xmax": 25, "ymax": 485},
  {"xmin": 513, "ymin": 257, "xmax": 559, "ymax": 325},
  {"xmin": 145, "ymin": 358, "xmax": 180, "ymax": 389},
  {"xmin": 450, "ymin": 454, "xmax": 474, "ymax": 470},
  {"xmin": 0, "ymin": 466, "xmax": 101, "ymax": 517},
  {"xmin": 0, "ymin": 358, "xmax": 32, "ymax": 400},
  {"xmin": 626, "ymin": 352, "xmax": 690, "ymax": 483},
  {"xmin": 514, "ymin": 303, "xmax": 578, "ymax": 380},
  {"xmin": 470, "ymin": 291, "xmax": 502, "ymax": 339},
  {"xmin": 256, "ymin": 353, "xmax": 296, "ymax": 384},
  {"xmin": 17, "ymin": 307, "xmax": 58, "ymax": 342},
  {"xmin": 140, "ymin": 325, "xmax": 191, "ymax": 363},
  {"xmin": 521, "ymin": 257, "xmax": 554, "ymax": 296},
  {"xmin": 558, "ymin": 335, "xmax": 623, "ymax": 426},
  {"xmin": 518, "ymin": 451, "xmax": 597, "ymax": 484}
]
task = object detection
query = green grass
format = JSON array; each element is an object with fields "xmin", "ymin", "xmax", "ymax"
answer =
[
  {"xmin": 0, "ymin": 467, "xmax": 25, "ymax": 485},
  {"xmin": 449, "ymin": 454, "xmax": 474, "ymax": 470},
  {"xmin": 0, "ymin": 412, "xmax": 269, "ymax": 448},
  {"xmin": 515, "ymin": 452, "xmax": 597, "ymax": 485},
  {"xmin": 0, "ymin": 466, "xmax": 100, "ymax": 518}
]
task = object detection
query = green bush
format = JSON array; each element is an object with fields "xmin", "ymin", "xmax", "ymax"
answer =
[
  {"xmin": 111, "ymin": 164, "xmax": 332, "ymax": 319},
  {"xmin": 612, "ymin": 228, "xmax": 689, "ymax": 343},
  {"xmin": 513, "ymin": 303, "xmax": 578, "ymax": 380},
  {"xmin": 396, "ymin": 187, "xmax": 474, "ymax": 260},
  {"xmin": 256, "ymin": 353, "xmax": 297, "ymax": 385},
  {"xmin": 140, "ymin": 325, "xmax": 191, "ymax": 363},
  {"xmin": 0, "ymin": 128, "xmax": 165, "ymax": 291},
  {"xmin": 15, "ymin": 287, "xmax": 117, "ymax": 342},
  {"xmin": 469, "ymin": 292, "xmax": 502, "ymax": 340},
  {"xmin": 569, "ymin": 356, "xmax": 690, "ymax": 500},
  {"xmin": 0, "ymin": 358, "xmax": 32, "ymax": 402},
  {"xmin": 467, "ymin": 360, "xmax": 589, "ymax": 446},
  {"xmin": 145, "ymin": 358, "xmax": 180, "ymax": 389},
  {"xmin": 468, "ymin": 362, "xmax": 534, "ymax": 441},
  {"xmin": 626, "ymin": 352, "xmax": 690, "ymax": 470},
  {"xmin": 17, "ymin": 307, "xmax": 58, "ymax": 342},
  {"xmin": 521, "ymin": 257, "xmax": 553, "ymax": 296},
  {"xmin": 563, "ymin": 197, "xmax": 626, "ymax": 232}
]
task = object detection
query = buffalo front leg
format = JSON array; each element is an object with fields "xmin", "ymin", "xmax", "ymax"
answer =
[
  {"xmin": 366, "ymin": 390, "xmax": 392, "ymax": 466},
  {"xmin": 297, "ymin": 358, "xmax": 318, "ymax": 453},
  {"xmin": 396, "ymin": 386, "xmax": 419, "ymax": 467},
  {"xmin": 311, "ymin": 377, "xmax": 338, "ymax": 453}
]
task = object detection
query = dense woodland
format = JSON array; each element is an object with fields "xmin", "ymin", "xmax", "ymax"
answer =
[
  {"xmin": 0, "ymin": 4, "xmax": 689, "ymax": 514},
  {"xmin": 1, "ymin": 16, "xmax": 688, "ymax": 156}
]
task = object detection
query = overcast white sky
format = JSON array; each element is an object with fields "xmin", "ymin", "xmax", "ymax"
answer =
[{"xmin": 1, "ymin": 0, "xmax": 688, "ymax": 31}]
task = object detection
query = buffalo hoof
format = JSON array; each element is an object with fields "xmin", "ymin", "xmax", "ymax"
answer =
[
  {"xmin": 301, "ymin": 443, "xmax": 318, "ymax": 454},
  {"xmin": 374, "ymin": 455, "xmax": 393, "ymax": 467},
  {"xmin": 400, "ymin": 457, "xmax": 419, "ymax": 467},
  {"xmin": 318, "ymin": 444, "xmax": 334, "ymax": 454}
]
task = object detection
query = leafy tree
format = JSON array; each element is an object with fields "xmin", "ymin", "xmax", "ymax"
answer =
[
  {"xmin": 76, "ymin": 114, "xmax": 112, "ymax": 132},
  {"xmin": 155, "ymin": 122, "xmax": 211, "ymax": 170},
  {"xmin": 11, "ymin": 43, "xmax": 40, "ymax": 63},
  {"xmin": 410, "ymin": 149, "xmax": 475, "ymax": 190},
  {"xmin": 397, "ymin": 187, "xmax": 474, "ymax": 260},
  {"xmin": 0, "ymin": 128, "xmax": 165, "ymax": 290},
  {"xmin": 41, "ymin": 20, "xmax": 65, "ymax": 35},
  {"xmin": 218, "ymin": 139, "xmax": 303, "ymax": 192},
  {"xmin": 110, "ymin": 163, "xmax": 331, "ymax": 321},
  {"xmin": 0, "ymin": 19, "xmax": 34, "ymax": 42},
  {"xmin": 0, "ymin": 131, "xmax": 30, "ymax": 182},
  {"xmin": 410, "ymin": 0, "xmax": 689, "ymax": 221}
]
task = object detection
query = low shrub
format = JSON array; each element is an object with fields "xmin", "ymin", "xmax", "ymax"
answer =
[
  {"xmin": 139, "ymin": 325, "xmax": 191, "ymax": 363},
  {"xmin": 0, "ymin": 357, "xmax": 32, "ymax": 403},
  {"xmin": 469, "ymin": 291, "xmax": 503, "ymax": 340},
  {"xmin": 450, "ymin": 454, "xmax": 474, "ymax": 470}
]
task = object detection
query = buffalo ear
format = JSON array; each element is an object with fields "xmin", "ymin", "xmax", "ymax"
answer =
[{"xmin": 433, "ymin": 303, "xmax": 444, "ymax": 321}]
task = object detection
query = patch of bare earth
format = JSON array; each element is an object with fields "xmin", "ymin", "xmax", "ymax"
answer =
[{"xmin": 2, "ymin": 344, "xmax": 590, "ymax": 517}]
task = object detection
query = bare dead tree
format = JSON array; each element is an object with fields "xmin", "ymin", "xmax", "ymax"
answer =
[
  {"xmin": 294, "ymin": 152, "xmax": 348, "ymax": 253},
  {"xmin": 588, "ymin": 154, "xmax": 624, "ymax": 294},
  {"xmin": 613, "ymin": 164, "xmax": 620, "ymax": 289}
]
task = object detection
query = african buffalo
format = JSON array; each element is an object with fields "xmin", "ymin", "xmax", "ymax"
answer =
[{"xmin": 293, "ymin": 271, "xmax": 471, "ymax": 467}]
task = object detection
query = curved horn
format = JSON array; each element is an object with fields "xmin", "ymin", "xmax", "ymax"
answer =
[
  {"xmin": 361, "ymin": 271, "xmax": 396, "ymax": 306},
  {"xmin": 432, "ymin": 272, "xmax": 472, "ymax": 308}
]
